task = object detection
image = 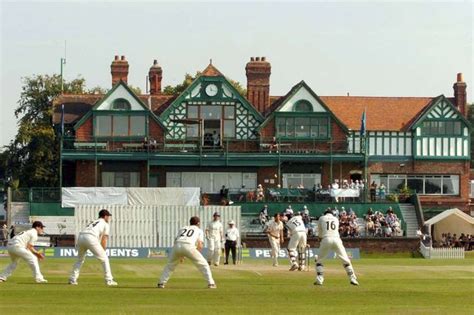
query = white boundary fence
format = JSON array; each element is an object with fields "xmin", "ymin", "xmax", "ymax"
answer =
[
  {"xmin": 420, "ymin": 242, "xmax": 465, "ymax": 259},
  {"xmin": 74, "ymin": 205, "xmax": 241, "ymax": 248}
]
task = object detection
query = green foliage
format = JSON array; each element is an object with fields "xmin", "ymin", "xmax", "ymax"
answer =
[
  {"xmin": 87, "ymin": 86, "xmax": 107, "ymax": 94},
  {"xmin": 386, "ymin": 194, "xmax": 399, "ymax": 203},
  {"xmin": 163, "ymin": 71, "xmax": 246, "ymax": 97},
  {"xmin": 5, "ymin": 74, "xmax": 88, "ymax": 187},
  {"xmin": 128, "ymin": 85, "xmax": 142, "ymax": 95}
]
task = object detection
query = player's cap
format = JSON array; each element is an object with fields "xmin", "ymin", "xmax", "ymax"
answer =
[
  {"xmin": 32, "ymin": 221, "xmax": 45, "ymax": 228},
  {"xmin": 99, "ymin": 209, "xmax": 112, "ymax": 218},
  {"xmin": 213, "ymin": 212, "xmax": 220, "ymax": 217},
  {"xmin": 228, "ymin": 220, "xmax": 235, "ymax": 225}
]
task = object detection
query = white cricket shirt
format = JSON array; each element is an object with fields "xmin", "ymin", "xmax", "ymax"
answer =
[
  {"xmin": 266, "ymin": 220, "xmax": 283, "ymax": 238},
  {"xmin": 8, "ymin": 228, "xmax": 38, "ymax": 248},
  {"xmin": 80, "ymin": 218, "xmax": 110, "ymax": 241},
  {"xmin": 175, "ymin": 225, "xmax": 204, "ymax": 246},
  {"xmin": 206, "ymin": 220, "xmax": 223, "ymax": 240},
  {"xmin": 225, "ymin": 227, "xmax": 239, "ymax": 241},
  {"xmin": 287, "ymin": 215, "xmax": 306, "ymax": 233},
  {"xmin": 318, "ymin": 213, "xmax": 340, "ymax": 238}
]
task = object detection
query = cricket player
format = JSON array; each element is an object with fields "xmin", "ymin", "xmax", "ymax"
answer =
[
  {"xmin": 0, "ymin": 221, "xmax": 48, "ymax": 283},
  {"xmin": 286, "ymin": 212, "xmax": 307, "ymax": 271},
  {"xmin": 158, "ymin": 216, "xmax": 216, "ymax": 289},
  {"xmin": 264, "ymin": 213, "xmax": 284, "ymax": 266},
  {"xmin": 205, "ymin": 212, "xmax": 223, "ymax": 266},
  {"xmin": 315, "ymin": 209, "xmax": 359, "ymax": 286},
  {"xmin": 69, "ymin": 209, "xmax": 117, "ymax": 286}
]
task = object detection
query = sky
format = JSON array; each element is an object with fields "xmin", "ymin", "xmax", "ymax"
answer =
[{"xmin": 0, "ymin": 0, "xmax": 472, "ymax": 147}]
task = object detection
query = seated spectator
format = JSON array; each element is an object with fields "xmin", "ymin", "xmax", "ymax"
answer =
[
  {"xmin": 269, "ymin": 136, "xmax": 278, "ymax": 153},
  {"xmin": 366, "ymin": 217, "xmax": 375, "ymax": 236},
  {"xmin": 259, "ymin": 205, "xmax": 269, "ymax": 227},
  {"xmin": 256, "ymin": 184, "xmax": 265, "ymax": 202},
  {"xmin": 284, "ymin": 205, "xmax": 294, "ymax": 218}
]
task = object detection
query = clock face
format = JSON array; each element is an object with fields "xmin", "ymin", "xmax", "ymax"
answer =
[{"xmin": 205, "ymin": 84, "xmax": 218, "ymax": 97}]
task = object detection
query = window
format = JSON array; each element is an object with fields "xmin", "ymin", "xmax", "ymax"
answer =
[
  {"xmin": 187, "ymin": 105, "xmax": 198, "ymax": 119},
  {"xmin": 130, "ymin": 116, "xmax": 146, "ymax": 136},
  {"xmin": 293, "ymin": 100, "xmax": 313, "ymax": 112},
  {"xmin": 186, "ymin": 124, "xmax": 199, "ymax": 138},
  {"xmin": 102, "ymin": 172, "xmax": 140, "ymax": 187},
  {"xmin": 201, "ymin": 105, "xmax": 222, "ymax": 120},
  {"xmin": 94, "ymin": 115, "xmax": 147, "ymax": 137},
  {"xmin": 421, "ymin": 121, "xmax": 463, "ymax": 136},
  {"xmin": 372, "ymin": 174, "xmax": 459, "ymax": 195},
  {"xmin": 223, "ymin": 120, "xmax": 235, "ymax": 138},
  {"xmin": 282, "ymin": 173, "xmax": 321, "ymax": 189},
  {"xmin": 112, "ymin": 98, "xmax": 131, "ymax": 110},
  {"xmin": 113, "ymin": 115, "xmax": 129, "ymax": 137},
  {"xmin": 95, "ymin": 116, "xmax": 112, "ymax": 136},
  {"xmin": 276, "ymin": 116, "xmax": 329, "ymax": 139},
  {"xmin": 224, "ymin": 106, "xmax": 235, "ymax": 119}
]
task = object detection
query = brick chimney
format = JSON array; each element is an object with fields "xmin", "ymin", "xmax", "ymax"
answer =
[
  {"xmin": 148, "ymin": 60, "xmax": 163, "ymax": 95},
  {"xmin": 453, "ymin": 73, "xmax": 467, "ymax": 116},
  {"xmin": 246, "ymin": 57, "xmax": 271, "ymax": 113},
  {"xmin": 111, "ymin": 55, "xmax": 129, "ymax": 86}
]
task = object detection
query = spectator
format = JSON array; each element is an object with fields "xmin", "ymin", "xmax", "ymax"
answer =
[
  {"xmin": 284, "ymin": 205, "xmax": 294, "ymax": 218},
  {"xmin": 379, "ymin": 183, "xmax": 386, "ymax": 200},
  {"xmin": 256, "ymin": 184, "xmax": 265, "ymax": 202},
  {"xmin": 224, "ymin": 221, "xmax": 240, "ymax": 265},
  {"xmin": 219, "ymin": 185, "xmax": 228, "ymax": 205},
  {"xmin": 369, "ymin": 181, "xmax": 377, "ymax": 202},
  {"xmin": 259, "ymin": 205, "xmax": 269, "ymax": 227},
  {"xmin": 269, "ymin": 136, "xmax": 278, "ymax": 153},
  {"xmin": 212, "ymin": 131, "xmax": 220, "ymax": 147},
  {"xmin": 366, "ymin": 217, "xmax": 375, "ymax": 236}
]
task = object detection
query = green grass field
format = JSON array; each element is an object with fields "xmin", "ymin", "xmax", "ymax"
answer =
[{"xmin": 0, "ymin": 256, "xmax": 473, "ymax": 314}]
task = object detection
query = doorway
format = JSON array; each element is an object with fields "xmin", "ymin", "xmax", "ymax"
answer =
[{"xmin": 203, "ymin": 119, "xmax": 221, "ymax": 147}]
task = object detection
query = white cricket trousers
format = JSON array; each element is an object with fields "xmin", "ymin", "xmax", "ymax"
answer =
[
  {"xmin": 159, "ymin": 243, "xmax": 215, "ymax": 285},
  {"xmin": 69, "ymin": 234, "xmax": 113, "ymax": 282},
  {"xmin": 316, "ymin": 237, "xmax": 356, "ymax": 279},
  {"xmin": 0, "ymin": 246, "xmax": 45, "ymax": 281},
  {"xmin": 207, "ymin": 237, "xmax": 221, "ymax": 265},
  {"xmin": 268, "ymin": 236, "xmax": 280, "ymax": 265},
  {"xmin": 288, "ymin": 231, "xmax": 307, "ymax": 265}
]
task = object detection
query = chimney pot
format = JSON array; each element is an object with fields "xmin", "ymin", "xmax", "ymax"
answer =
[
  {"xmin": 114, "ymin": 55, "xmax": 119, "ymax": 60},
  {"xmin": 256, "ymin": 57, "xmax": 260, "ymax": 61},
  {"xmin": 262, "ymin": 57, "xmax": 266, "ymax": 61},
  {"xmin": 153, "ymin": 59, "xmax": 158, "ymax": 65},
  {"xmin": 457, "ymin": 73, "xmax": 463, "ymax": 82},
  {"xmin": 250, "ymin": 57, "xmax": 255, "ymax": 61},
  {"xmin": 246, "ymin": 57, "xmax": 271, "ymax": 114},
  {"xmin": 111, "ymin": 55, "xmax": 129, "ymax": 86},
  {"xmin": 121, "ymin": 55, "xmax": 126, "ymax": 61}
]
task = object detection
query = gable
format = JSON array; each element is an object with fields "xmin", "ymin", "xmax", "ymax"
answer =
[
  {"xmin": 95, "ymin": 84, "xmax": 148, "ymax": 111},
  {"xmin": 277, "ymin": 85, "xmax": 327, "ymax": 113},
  {"xmin": 160, "ymin": 73, "xmax": 264, "ymax": 140}
]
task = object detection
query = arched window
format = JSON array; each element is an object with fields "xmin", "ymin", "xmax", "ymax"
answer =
[
  {"xmin": 112, "ymin": 98, "xmax": 131, "ymax": 110},
  {"xmin": 293, "ymin": 100, "xmax": 313, "ymax": 112}
]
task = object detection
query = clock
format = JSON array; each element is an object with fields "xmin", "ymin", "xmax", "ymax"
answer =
[{"xmin": 205, "ymin": 84, "xmax": 218, "ymax": 97}]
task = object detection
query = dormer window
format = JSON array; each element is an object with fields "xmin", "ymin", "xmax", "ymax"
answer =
[
  {"xmin": 293, "ymin": 100, "xmax": 313, "ymax": 112},
  {"xmin": 112, "ymin": 98, "xmax": 131, "ymax": 110}
]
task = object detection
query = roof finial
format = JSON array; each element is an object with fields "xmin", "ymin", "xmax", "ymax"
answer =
[{"xmin": 210, "ymin": 58, "xmax": 212, "ymax": 65}]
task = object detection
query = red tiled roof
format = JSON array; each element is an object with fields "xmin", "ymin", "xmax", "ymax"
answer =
[
  {"xmin": 320, "ymin": 96, "xmax": 434, "ymax": 131},
  {"xmin": 201, "ymin": 63, "xmax": 223, "ymax": 77}
]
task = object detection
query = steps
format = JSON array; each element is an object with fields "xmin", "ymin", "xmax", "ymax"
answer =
[{"xmin": 399, "ymin": 204, "xmax": 419, "ymax": 237}]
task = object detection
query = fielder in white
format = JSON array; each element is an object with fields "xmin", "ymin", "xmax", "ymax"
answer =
[
  {"xmin": 264, "ymin": 213, "xmax": 284, "ymax": 267},
  {"xmin": 0, "ymin": 221, "xmax": 48, "ymax": 283},
  {"xmin": 69, "ymin": 209, "xmax": 117, "ymax": 286},
  {"xmin": 158, "ymin": 216, "xmax": 216, "ymax": 289},
  {"xmin": 315, "ymin": 209, "xmax": 359, "ymax": 286},
  {"xmin": 205, "ymin": 212, "xmax": 223, "ymax": 266},
  {"xmin": 286, "ymin": 213, "xmax": 307, "ymax": 271}
]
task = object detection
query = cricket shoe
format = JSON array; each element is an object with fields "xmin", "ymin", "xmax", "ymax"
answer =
[
  {"xmin": 36, "ymin": 279, "xmax": 48, "ymax": 284},
  {"xmin": 298, "ymin": 265, "xmax": 305, "ymax": 271},
  {"xmin": 208, "ymin": 284, "xmax": 217, "ymax": 289},
  {"xmin": 289, "ymin": 264, "xmax": 299, "ymax": 271},
  {"xmin": 350, "ymin": 278, "xmax": 359, "ymax": 286},
  {"xmin": 68, "ymin": 279, "xmax": 78, "ymax": 285},
  {"xmin": 106, "ymin": 280, "xmax": 118, "ymax": 286},
  {"xmin": 157, "ymin": 283, "xmax": 165, "ymax": 289},
  {"xmin": 0, "ymin": 277, "xmax": 6, "ymax": 283},
  {"xmin": 313, "ymin": 276, "xmax": 324, "ymax": 286}
]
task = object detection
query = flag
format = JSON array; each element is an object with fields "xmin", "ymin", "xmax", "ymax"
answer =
[
  {"xmin": 60, "ymin": 104, "xmax": 65, "ymax": 136},
  {"xmin": 360, "ymin": 109, "xmax": 366, "ymax": 137}
]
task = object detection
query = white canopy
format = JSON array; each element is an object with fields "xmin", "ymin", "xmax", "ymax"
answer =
[{"xmin": 424, "ymin": 208, "xmax": 474, "ymax": 241}]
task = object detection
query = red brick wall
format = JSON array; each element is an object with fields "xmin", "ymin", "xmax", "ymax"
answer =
[
  {"xmin": 243, "ymin": 237, "xmax": 420, "ymax": 253},
  {"xmin": 257, "ymin": 167, "xmax": 279, "ymax": 188},
  {"xmin": 149, "ymin": 119, "xmax": 164, "ymax": 141},
  {"xmin": 75, "ymin": 161, "xmax": 96, "ymax": 186},
  {"xmin": 76, "ymin": 118, "xmax": 93, "ymax": 141}
]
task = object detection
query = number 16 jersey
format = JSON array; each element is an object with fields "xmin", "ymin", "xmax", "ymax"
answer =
[
  {"xmin": 175, "ymin": 225, "xmax": 204, "ymax": 246},
  {"xmin": 317, "ymin": 213, "xmax": 340, "ymax": 238}
]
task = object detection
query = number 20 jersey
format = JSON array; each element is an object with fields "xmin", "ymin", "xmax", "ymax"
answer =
[
  {"xmin": 317, "ymin": 213, "xmax": 340, "ymax": 238},
  {"xmin": 175, "ymin": 225, "xmax": 204, "ymax": 246}
]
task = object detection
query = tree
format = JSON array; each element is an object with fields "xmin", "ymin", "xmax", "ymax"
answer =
[
  {"xmin": 163, "ymin": 72, "xmax": 246, "ymax": 97},
  {"xmin": 6, "ymin": 74, "xmax": 88, "ymax": 187}
]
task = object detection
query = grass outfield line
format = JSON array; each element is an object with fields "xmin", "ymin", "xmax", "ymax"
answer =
[{"xmin": 0, "ymin": 257, "xmax": 472, "ymax": 314}]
